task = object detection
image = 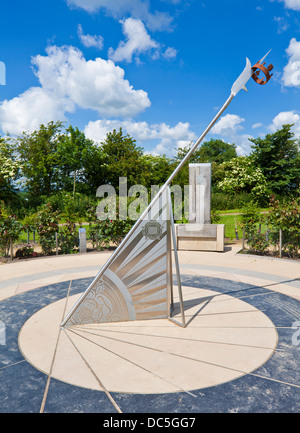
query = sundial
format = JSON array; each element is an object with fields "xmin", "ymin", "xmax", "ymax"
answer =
[{"xmin": 2, "ymin": 52, "xmax": 299, "ymax": 414}]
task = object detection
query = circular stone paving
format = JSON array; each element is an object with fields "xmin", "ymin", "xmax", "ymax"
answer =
[
  {"xmin": 19, "ymin": 287, "xmax": 277, "ymax": 395},
  {"xmin": 1, "ymin": 275, "xmax": 299, "ymax": 413}
]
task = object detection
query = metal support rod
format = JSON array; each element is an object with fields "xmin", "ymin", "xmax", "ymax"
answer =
[
  {"xmin": 279, "ymin": 228, "xmax": 282, "ymax": 258},
  {"xmin": 55, "ymin": 233, "xmax": 58, "ymax": 256},
  {"xmin": 242, "ymin": 228, "xmax": 245, "ymax": 251},
  {"xmin": 168, "ymin": 187, "xmax": 186, "ymax": 328},
  {"xmin": 167, "ymin": 217, "xmax": 173, "ymax": 317},
  {"xmin": 10, "ymin": 237, "xmax": 13, "ymax": 261}
]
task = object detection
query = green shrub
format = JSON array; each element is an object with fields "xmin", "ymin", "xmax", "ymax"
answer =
[
  {"xmin": 240, "ymin": 201, "xmax": 260, "ymax": 236},
  {"xmin": 15, "ymin": 245, "xmax": 35, "ymax": 258},
  {"xmin": 87, "ymin": 204, "xmax": 134, "ymax": 251},
  {"xmin": 239, "ymin": 201, "xmax": 271, "ymax": 254},
  {"xmin": 34, "ymin": 203, "xmax": 60, "ymax": 255},
  {"xmin": 246, "ymin": 232, "xmax": 270, "ymax": 255},
  {"xmin": 0, "ymin": 203, "xmax": 23, "ymax": 257},
  {"xmin": 211, "ymin": 192, "xmax": 255, "ymax": 210},
  {"xmin": 42, "ymin": 192, "xmax": 95, "ymax": 220},
  {"xmin": 265, "ymin": 194, "xmax": 300, "ymax": 258},
  {"xmin": 22, "ymin": 212, "xmax": 38, "ymax": 234},
  {"xmin": 59, "ymin": 221, "xmax": 79, "ymax": 254}
]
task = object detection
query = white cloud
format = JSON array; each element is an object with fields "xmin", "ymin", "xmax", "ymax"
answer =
[
  {"xmin": 274, "ymin": 16, "xmax": 289, "ymax": 33},
  {"xmin": 277, "ymin": 0, "xmax": 300, "ymax": 10},
  {"xmin": 210, "ymin": 114, "xmax": 253, "ymax": 155},
  {"xmin": 209, "ymin": 110, "xmax": 300, "ymax": 156},
  {"xmin": 84, "ymin": 119, "xmax": 196, "ymax": 155},
  {"xmin": 163, "ymin": 47, "xmax": 177, "ymax": 60},
  {"xmin": 269, "ymin": 111, "xmax": 300, "ymax": 138},
  {"xmin": 66, "ymin": 0, "xmax": 173, "ymax": 31},
  {"xmin": 211, "ymin": 114, "xmax": 245, "ymax": 135},
  {"xmin": 33, "ymin": 45, "xmax": 150, "ymax": 117},
  {"xmin": 108, "ymin": 18, "xmax": 178, "ymax": 63},
  {"xmin": 148, "ymin": 121, "xmax": 196, "ymax": 155},
  {"xmin": 282, "ymin": 38, "xmax": 300, "ymax": 88},
  {"xmin": 77, "ymin": 24, "xmax": 104, "ymax": 49},
  {"xmin": 0, "ymin": 87, "xmax": 73, "ymax": 136},
  {"xmin": 108, "ymin": 18, "xmax": 159, "ymax": 63},
  {"xmin": 0, "ymin": 45, "xmax": 151, "ymax": 136},
  {"xmin": 233, "ymin": 134, "xmax": 255, "ymax": 156}
]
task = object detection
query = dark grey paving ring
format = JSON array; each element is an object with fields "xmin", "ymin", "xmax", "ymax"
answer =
[{"xmin": 0, "ymin": 275, "xmax": 299, "ymax": 413}]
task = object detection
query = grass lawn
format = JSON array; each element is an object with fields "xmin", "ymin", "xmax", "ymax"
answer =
[
  {"xmin": 217, "ymin": 214, "xmax": 243, "ymax": 239},
  {"xmin": 217, "ymin": 213, "xmax": 269, "ymax": 240}
]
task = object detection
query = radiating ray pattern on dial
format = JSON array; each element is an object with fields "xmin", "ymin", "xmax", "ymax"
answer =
[{"xmin": 64, "ymin": 193, "xmax": 172, "ymax": 327}]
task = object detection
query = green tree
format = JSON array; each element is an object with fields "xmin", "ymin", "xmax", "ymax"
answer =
[
  {"xmin": 216, "ymin": 156, "xmax": 268, "ymax": 200},
  {"xmin": 176, "ymin": 139, "xmax": 236, "ymax": 163},
  {"xmin": 174, "ymin": 139, "xmax": 237, "ymax": 189},
  {"xmin": 56, "ymin": 125, "xmax": 95, "ymax": 196},
  {"xmin": 17, "ymin": 121, "xmax": 64, "ymax": 197},
  {"xmin": 78, "ymin": 143, "xmax": 106, "ymax": 195},
  {"xmin": 250, "ymin": 124, "xmax": 300, "ymax": 195},
  {"xmin": 196, "ymin": 139, "xmax": 237, "ymax": 164},
  {"xmin": 141, "ymin": 154, "xmax": 174, "ymax": 189},
  {"xmin": 0, "ymin": 136, "xmax": 20, "ymax": 201},
  {"xmin": 100, "ymin": 128, "xmax": 147, "ymax": 191},
  {"xmin": 16, "ymin": 121, "xmax": 103, "ymax": 203}
]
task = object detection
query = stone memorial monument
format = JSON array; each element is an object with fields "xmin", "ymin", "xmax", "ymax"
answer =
[{"xmin": 176, "ymin": 163, "xmax": 225, "ymax": 252}]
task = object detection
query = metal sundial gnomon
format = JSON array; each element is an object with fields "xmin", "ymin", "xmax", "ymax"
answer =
[{"xmin": 60, "ymin": 51, "xmax": 274, "ymax": 330}]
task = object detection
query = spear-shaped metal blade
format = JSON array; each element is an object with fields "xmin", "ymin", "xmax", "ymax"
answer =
[
  {"xmin": 258, "ymin": 49, "xmax": 272, "ymax": 65},
  {"xmin": 231, "ymin": 57, "xmax": 253, "ymax": 96},
  {"xmin": 231, "ymin": 50, "xmax": 272, "ymax": 96}
]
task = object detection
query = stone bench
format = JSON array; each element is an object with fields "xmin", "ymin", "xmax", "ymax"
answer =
[{"xmin": 176, "ymin": 223, "xmax": 225, "ymax": 252}]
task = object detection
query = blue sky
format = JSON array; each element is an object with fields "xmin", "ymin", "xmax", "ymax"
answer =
[{"xmin": 0, "ymin": 0, "xmax": 300, "ymax": 156}]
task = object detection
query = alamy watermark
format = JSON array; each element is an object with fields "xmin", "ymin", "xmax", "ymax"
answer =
[
  {"xmin": 0, "ymin": 61, "xmax": 6, "ymax": 85},
  {"xmin": 95, "ymin": 177, "xmax": 197, "ymax": 222}
]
